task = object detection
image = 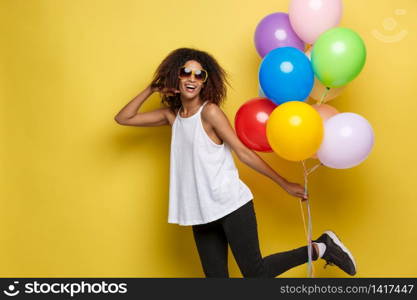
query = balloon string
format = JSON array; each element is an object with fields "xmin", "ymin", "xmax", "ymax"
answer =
[
  {"xmin": 307, "ymin": 193, "xmax": 314, "ymax": 277},
  {"xmin": 299, "ymin": 199, "xmax": 308, "ymax": 243},
  {"xmin": 318, "ymin": 87, "xmax": 330, "ymax": 105},
  {"xmin": 307, "ymin": 162, "xmax": 322, "ymax": 176},
  {"xmin": 299, "ymin": 199, "xmax": 314, "ymax": 275},
  {"xmin": 301, "ymin": 160, "xmax": 315, "ymax": 278}
]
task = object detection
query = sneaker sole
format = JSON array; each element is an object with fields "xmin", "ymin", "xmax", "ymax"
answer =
[{"xmin": 324, "ymin": 230, "xmax": 357, "ymax": 273}]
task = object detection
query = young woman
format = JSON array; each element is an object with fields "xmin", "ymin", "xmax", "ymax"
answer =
[{"xmin": 114, "ymin": 48, "xmax": 356, "ymax": 278}]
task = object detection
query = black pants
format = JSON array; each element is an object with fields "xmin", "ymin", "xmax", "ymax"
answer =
[{"xmin": 192, "ymin": 200, "xmax": 318, "ymax": 278}]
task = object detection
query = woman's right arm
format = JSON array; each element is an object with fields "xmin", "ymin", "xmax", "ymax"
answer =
[{"xmin": 114, "ymin": 84, "xmax": 174, "ymax": 127}]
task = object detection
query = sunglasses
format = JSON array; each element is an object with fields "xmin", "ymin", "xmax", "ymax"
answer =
[{"xmin": 178, "ymin": 66, "xmax": 208, "ymax": 82}]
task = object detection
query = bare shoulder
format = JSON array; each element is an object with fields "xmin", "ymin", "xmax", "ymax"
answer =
[
  {"xmin": 202, "ymin": 102, "xmax": 225, "ymax": 122},
  {"xmin": 201, "ymin": 102, "xmax": 227, "ymax": 145}
]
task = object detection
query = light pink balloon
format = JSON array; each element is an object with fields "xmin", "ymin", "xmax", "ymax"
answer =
[
  {"xmin": 317, "ymin": 113, "xmax": 374, "ymax": 169},
  {"xmin": 289, "ymin": 0, "xmax": 343, "ymax": 44}
]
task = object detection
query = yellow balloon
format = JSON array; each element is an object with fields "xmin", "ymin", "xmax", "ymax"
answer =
[{"xmin": 266, "ymin": 101, "xmax": 323, "ymax": 161}]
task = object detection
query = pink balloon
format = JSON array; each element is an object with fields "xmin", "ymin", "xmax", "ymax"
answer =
[
  {"xmin": 289, "ymin": 0, "xmax": 343, "ymax": 44},
  {"xmin": 317, "ymin": 113, "xmax": 374, "ymax": 169}
]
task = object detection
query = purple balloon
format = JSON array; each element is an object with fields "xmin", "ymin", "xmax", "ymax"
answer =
[
  {"xmin": 317, "ymin": 113, "xmax": 374, "ymax": 169},
  {"xmin": 254, "ymin": 12, "xmax": 305, "ymax": 57}
]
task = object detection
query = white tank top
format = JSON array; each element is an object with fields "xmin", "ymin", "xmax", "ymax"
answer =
[{"xmin": 168, "ymin": 100, "xmax": 253, "ymax": 226}]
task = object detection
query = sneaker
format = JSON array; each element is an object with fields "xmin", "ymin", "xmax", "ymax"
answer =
[{"xmin": 314, "ymin": 230, "xmax": 356, "ymax": 276}]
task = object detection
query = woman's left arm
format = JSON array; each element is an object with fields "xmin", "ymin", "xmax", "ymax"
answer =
[{"xmin": 203, "ymin": 104, "xmax": 308, "ymax": 200}]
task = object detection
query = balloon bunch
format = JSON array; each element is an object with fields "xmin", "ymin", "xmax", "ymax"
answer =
[{"xmin": 235, "ymin": 0, "xmax": 374, "ymax": 277}]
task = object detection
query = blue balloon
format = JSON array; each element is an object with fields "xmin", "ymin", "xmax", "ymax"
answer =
[{"xmin": 259, "ymin": 47, "xmax": 314, "ymax": 105}]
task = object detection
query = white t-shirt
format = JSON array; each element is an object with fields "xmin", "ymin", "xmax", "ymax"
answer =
[{"xmin": 168, "ymin": 100, "xmax": 253, "ymax": 226}]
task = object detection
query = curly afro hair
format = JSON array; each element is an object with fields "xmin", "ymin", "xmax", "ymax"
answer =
[{"xmin": 150, "ymin": 48, "xmax": 230, "ymax": 113}]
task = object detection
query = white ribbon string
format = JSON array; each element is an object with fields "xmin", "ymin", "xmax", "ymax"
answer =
[{"xmin": 300, "ymin": 161, "xmax": 322, "ymax": 278}]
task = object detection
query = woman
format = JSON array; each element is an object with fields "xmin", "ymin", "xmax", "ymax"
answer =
[{"xmin": 114, "ymin": 48, "xmax": 356, "ymax": 278}]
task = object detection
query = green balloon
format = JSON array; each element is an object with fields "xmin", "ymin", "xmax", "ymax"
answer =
[{"xmin": 311, "ymin": 27, "xmax": 366, "ymax": 88}]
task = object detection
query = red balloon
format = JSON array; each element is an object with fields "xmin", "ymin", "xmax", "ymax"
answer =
[{"xmin": 234, "ymin": 97, "xmax": 277, "ymax": 152}]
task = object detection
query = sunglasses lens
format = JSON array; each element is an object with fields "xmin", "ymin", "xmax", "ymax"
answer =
[
  {"xmin": 179, "ymin": 67, "xmax": 208, "ymax": 81},
  {"xmin": 194, "ymin": 69, "xmax": 207, "ymax": 81},
  {"xmin": 179, "ymin": 67, "xmax": 192, "ymax": 78}
]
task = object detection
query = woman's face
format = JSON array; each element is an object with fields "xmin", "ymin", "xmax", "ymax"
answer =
[{"xmin": 178, "ymin": 60, "xmax": 207, "ymax": 99}]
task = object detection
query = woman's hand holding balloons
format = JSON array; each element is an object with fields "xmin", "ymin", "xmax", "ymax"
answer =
[
  {"xmin": 282, "ymin": 180, "xmax": 308, "ymax": 200},
  {"xmin": 249, "ymin": 1, "xmax": 372, "ymax": 279}
]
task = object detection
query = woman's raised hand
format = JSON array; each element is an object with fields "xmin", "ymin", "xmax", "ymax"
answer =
[{"xmin": 150, "ymin": 83, "xmax": 180, "ymax": 96}]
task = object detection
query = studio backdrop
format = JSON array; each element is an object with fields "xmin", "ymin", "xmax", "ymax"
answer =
[{"xmin": 0, "ymin": 0, "xmax": 416, "ymax": 277}]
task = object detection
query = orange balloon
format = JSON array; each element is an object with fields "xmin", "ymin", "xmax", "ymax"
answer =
[
  {"xmin": 311, "ymin": 104, "xmax": 339, "ymax": 159},
  {"xmin": 312, "ymin": 103, "xmax": 339, "ymax": 122}
]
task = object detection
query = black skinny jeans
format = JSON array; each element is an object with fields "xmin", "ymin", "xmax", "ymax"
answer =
[{"xmin": 192, "ymin": 200, "xmax": 318, "ymax": 278}]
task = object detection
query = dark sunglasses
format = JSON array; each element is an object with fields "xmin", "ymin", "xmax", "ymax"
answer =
[{"xmin": 178, "ymin": 66, "xmax": 208, "ymax": 82}]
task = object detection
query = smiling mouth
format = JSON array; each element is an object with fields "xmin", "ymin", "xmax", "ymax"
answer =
[{"xmin": 185, "ymin": 85, "xmax": 197, "ymax": 93}]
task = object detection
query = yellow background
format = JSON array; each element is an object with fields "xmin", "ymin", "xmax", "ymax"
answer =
[{"xmin": 1, "ymin": 0, "xmax": 416, "ymax": 277}]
